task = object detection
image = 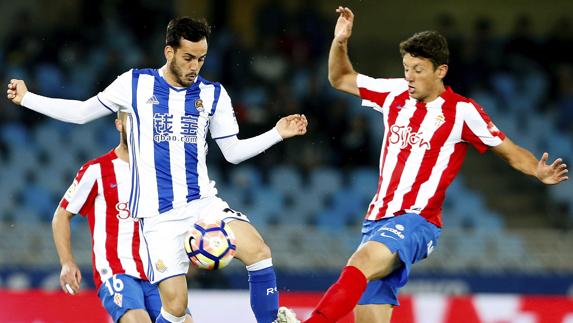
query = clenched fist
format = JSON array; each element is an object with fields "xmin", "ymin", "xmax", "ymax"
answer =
[{"xmin": 6, "ymin": 79, "xmax": 28, "ymax": 105}]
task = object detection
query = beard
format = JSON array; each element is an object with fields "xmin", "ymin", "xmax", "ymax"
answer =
[{"xmin": 169, "ymin": 56, "xmax": 196, "ymax": 87}]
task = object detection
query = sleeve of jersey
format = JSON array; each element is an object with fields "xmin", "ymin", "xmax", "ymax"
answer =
[
  {"xmin": 209, "ymin": 85, "xmax": 240, "ymax": 139},
  {"xmin": 59, "ymin": 164, "xmax": 99, "ymax": 216},
  {"xmin": 461, "ymin": 100, "xmax": 506, "ymax": 153},
  {"xmin": 20, "ymin": 93, "xmax": 112, "ymax": 124},
  {"xmin": 356, "ymin": 74, "xmax": 407, "ymax": 114},
  {"xmin": 96, "ymin": 69, "xmax": 133, "ymax": 112}
]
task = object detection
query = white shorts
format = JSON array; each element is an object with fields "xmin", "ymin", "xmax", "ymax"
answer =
[{"xmin": 140, "ymin": 196, "xmax": 249, "ymax": 284}]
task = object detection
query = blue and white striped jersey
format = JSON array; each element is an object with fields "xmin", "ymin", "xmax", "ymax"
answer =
[{"xmin": 97, "ymin": 68, "xmax": 239, "ymax": 218}]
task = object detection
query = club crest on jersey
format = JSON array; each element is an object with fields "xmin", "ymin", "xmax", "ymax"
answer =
[
  {"xmin": 195, "ymin": 99, "xmax": 204, "ymax": 112},
  {"xmin": 434, "ymin": 114, "xmax": 446, "ymax": 128},
  {"xmin": 155, "ymin": 259, "xmax": 167, "ymax": 273},
  {"xmin": 389, "ymin": 125, "xmax": 431, "ymax": 150},
  {"xmin": 114, "ymin": 293, "xmax": 123, "ymax": 307}
]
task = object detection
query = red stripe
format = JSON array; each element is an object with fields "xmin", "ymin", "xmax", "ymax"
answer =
[
  {"xmin": 376, "ymin": 101, "xmax": 429, "ymax": 218},
  {"xmin": 85, "ymin": 184, "xmax": 103, "ymax": 289},
  {"xmin": 100, "ymin": 158, "xmax": 125, "ymax": 276},
  {"xmin": 424, "ymin": 142, "xmax": 468, "ymax": 227},
  {"xmin": 399, "ymin": 99, "xmax": 459, "ymax": 227},
  {"xmin": 462, "ymin": 100, "xmax": 506, "ymax": 153},
  {"xmin": 367, "ymin": 91, "xmax": 409, "ymax": 217},
  {"xmin": 59, "ymin": 162, "xmax": 94, "ymax": 209},
  {"xmin": 78, "ymin": 184, "xmax": 98, "ymax": 217},
  {"xmin": 131, "ymin": 221, "xmax": 147, "ymax": 279},
  {"xmin": 359, "ymin": 87, "xmax": 390, "ymax": 107}
]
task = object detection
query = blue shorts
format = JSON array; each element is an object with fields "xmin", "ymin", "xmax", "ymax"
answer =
[
  {"xmin": 357, "ymin": 213, "xmax": 441, "ymax": 306},
  {"xmin": 98, "ymin": 274, "xmax": 161, "ymax": 322}
]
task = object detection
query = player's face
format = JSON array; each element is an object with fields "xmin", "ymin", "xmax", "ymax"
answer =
[
  {"xmin": 168, "ymin": 38, "xmax": 208, "ymax": 87},
  {"xmin": 403, "ymin": 54, "xmax": 447, "ymax": 103}
]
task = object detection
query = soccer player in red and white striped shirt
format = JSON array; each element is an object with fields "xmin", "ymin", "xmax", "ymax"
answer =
[
  {"xmin": 277, "ymin": 6, "xmax": 569, "ymax": 323},
  {"xmin": 52, "ymin": 113, "xmax": 164, "ymax": 323}
]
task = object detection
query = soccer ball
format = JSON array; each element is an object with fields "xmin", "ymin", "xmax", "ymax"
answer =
[{"xmin": 184, "ymin": 218, "xmax": 237, "ymax": 270}]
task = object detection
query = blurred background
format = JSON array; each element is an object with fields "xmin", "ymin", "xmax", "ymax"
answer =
[{"xmin": 0, "ymin": 0, "xmax": 572, "ymax": 322}]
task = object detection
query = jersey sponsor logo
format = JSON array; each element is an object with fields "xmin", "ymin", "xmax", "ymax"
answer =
[
  {"xmin": 395, "ymin": 224, "xmax": 405, "ymax": 231},
  {"xmin": 116, "ymin": 202, "xmax": 132, "ymax": 220},
  {"xmin": 153, "ymin": 112, "xmax": 199, "ymax": 144},
  {"xmin": 389, "ymin": 125, "xmax": 431, "ymax": 150},
  {"xmin": 146, "ymin": 95, "xmax": 160, "ymax": 105}
]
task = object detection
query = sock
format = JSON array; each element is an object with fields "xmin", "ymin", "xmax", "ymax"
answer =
[
  {"xmin": 247, "ymin": 258, "xmax": 279, "ymax": 323},
  {"xmin": 304, "ymin": 266, "xmax": 368, "ymax": 323},
  {"xmin": 155, "ymin": 307, "xmax": 186, "ymax": 323}
]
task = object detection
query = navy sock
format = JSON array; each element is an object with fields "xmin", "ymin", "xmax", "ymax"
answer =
[{"xmin": 248, "ymin": 264, "xmax": 279, "ymax": 322}]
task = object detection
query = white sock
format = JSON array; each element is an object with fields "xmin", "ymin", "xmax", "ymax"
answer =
[
  {"xmin": 161, "ymin": 307, "xmax": 186, "ymax": 323},
  {"xmin": 246, "ymin": 258, "xmax": 273, "ymax": 271}
]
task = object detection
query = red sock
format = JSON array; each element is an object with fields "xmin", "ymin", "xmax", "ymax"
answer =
[{"xmin": 304, "ymin": 266, "xmax": 368, "ymax": 323}]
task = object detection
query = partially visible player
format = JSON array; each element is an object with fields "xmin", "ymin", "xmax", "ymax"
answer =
[
  {"xmin": 9, "ymin": 17, "xmax": 307, "ymax": 323},
  {"xmin": 276, "ymin": 6, "xmax": 568, "ymax": 323},
  {"xmin": 52, "ymin": 112, "xmax": 171, "ymax": 323}
]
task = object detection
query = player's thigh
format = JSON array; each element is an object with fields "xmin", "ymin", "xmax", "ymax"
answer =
[
  {"xmin": 98, "ymin": 275, "xmax": 149, "ymax": 323},
  {"xmin": 354, "ymin": 304, "xmax": 393, "ymax": 323},
  {"xmin": 226, "ymin": 219, "xmax": 270, "ymax": 264},
  {"xmin": 119, "ymin": 309, "xmax": 152, "ymax": 323},
  {"xmin": 348, "ymin": 241, "xmax": 401, "ymax": 281},
  {"xmin": 141, "ymin": 214, "xmax": 196, "ymax": 284}
]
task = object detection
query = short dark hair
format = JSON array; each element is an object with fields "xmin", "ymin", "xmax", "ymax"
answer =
[
  {"xmin": 399, "ymin": 31, "xmax": 449, "ymax": 68},
  {"xmin": 166, "ymin": 17, "xmax": 211, "ymax": 48}
]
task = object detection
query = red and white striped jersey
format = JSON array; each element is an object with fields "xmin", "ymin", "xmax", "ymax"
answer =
[
  {"xmin": 357, "ymin": 74, "xmax": 505, "ymax": 227},
  {"xmin": 60, "ymin": 149, "xmax": 148, "ymax": 289}
]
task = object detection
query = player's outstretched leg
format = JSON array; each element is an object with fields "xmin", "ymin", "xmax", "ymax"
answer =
[{"xmin": 228, "ymin": 220, "xmax": 279, "ymax": 322}]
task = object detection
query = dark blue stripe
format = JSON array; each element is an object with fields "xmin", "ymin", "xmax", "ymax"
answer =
[
  {"xmin": 96, "ymin": 95, "xmax": 116, "ymax": 113},
  {"xmin": 128, "ymin": 119, "xmax": 140, "ymax": 218},
  {"xmin": 139, "ymin": 219, "xmax": 154, "ymax": 281},
  {"xmin": 128, "ymin": 71, "xmax": 141, "ymax": 218},
  {"xmin": 153, "ymin": 80, "xmax": 174, "ymax": 212},
  {"xmin": 212, "ymin": 132, "xmax": 238, "ymax": 140},
  {"xmin": 184, "ymin": 88, "xmax": 201, "ymax": 202},
  {"xmin": 209, "ymin": 83, "xmax": 221, "ymax": 116}
]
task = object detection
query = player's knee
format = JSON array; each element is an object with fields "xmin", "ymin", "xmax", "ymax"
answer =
[
  {"xmin": 160, "ymin": 290, "xmax": 188, "ymax": 317},
  {"xmin": 348, "ymin": 243, "xmax": 397, "ymax": 280}
]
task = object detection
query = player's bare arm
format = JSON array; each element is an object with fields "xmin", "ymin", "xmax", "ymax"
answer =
[
  {"xmin": 275, "ymin": 114, "xmax": 308, "ymax": 139},
  {"xmin": 492, "ymin": 137, "xmax": 568, "ymax": 185},
  {"xmin": 52, "ymin": 207, "xmax": 82, "ymax": 295},
  {"xmin": 328, "ymin": 6, "xmax": 359, "ymax": 96},
  {"xmin": 6, "ymin": 79, "xmax": 28, "ymax": 105}
]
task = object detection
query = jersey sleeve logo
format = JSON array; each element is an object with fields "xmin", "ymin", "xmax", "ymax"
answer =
[{"xmin": 64, "ymin": 180, "xmax": 79, "ymax": 201}]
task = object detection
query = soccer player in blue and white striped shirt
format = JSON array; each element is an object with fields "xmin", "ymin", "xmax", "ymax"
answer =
[{"xmin": 8, "ymin": 17, "xmax": 308, "ymax": 323}]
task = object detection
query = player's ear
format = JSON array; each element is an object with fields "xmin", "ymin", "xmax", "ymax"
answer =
[
  {"xmin": 114, "ymin": 118, "xmax": 122, "ymax": 133},
  {"xmin": 436, "ymin": 64, "xmax": 448, "ymax": 80},
  {"xmin": 165, "ymin": 45, "xmax": 174, "ymax": 61}
]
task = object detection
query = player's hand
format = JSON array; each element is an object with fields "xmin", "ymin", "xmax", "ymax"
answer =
[
  {"xmin": 334, "ymin": 6, "xmax": 354, "ymax": 44},
  {"xmin": 60, "ymin": 261, "xmax": 82, "ymax": 295},
  {"xmin": 276, "ymin": 114, "xmax": 308, "ymax": 139},
  {"xmin": 536, "ymin": 152, "xmax": 568, "ymax": 185},
  {"xmin": 6, "ymin": 79, "xmax": 28, "ymax": 105}
]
